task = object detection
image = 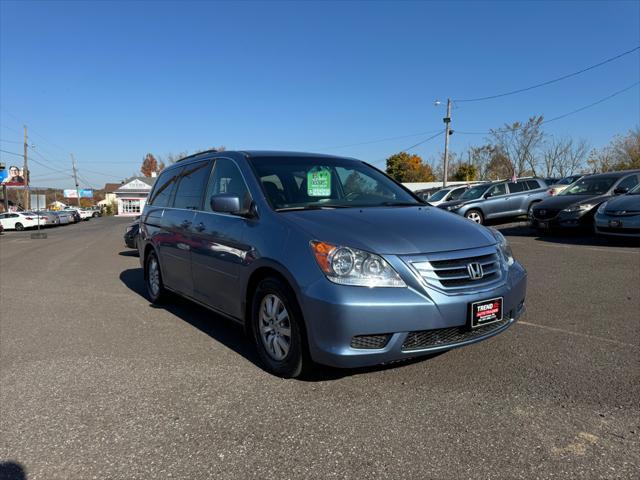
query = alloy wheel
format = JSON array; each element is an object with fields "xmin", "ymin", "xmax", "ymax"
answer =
[
  {"xmin": 259, "ymin": 294, "xmax": 292, "ymax": 361},
  {"xmin": 148, "ymin": 256, "xmax": 160, "ymax": 298}
]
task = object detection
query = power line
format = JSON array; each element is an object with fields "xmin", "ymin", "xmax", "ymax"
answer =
[
  {"xmin": 372, "ymin": 131, "xmax": 444, "ymax": 166},
  {"xmin": 0, "ymin": 149, "xmax": 23, "ymax": 157},
  {"xmin": 455, "ymin": 46, "xmax": 640, "ymax": 103},
  {"xmin": 0, "ymin": 139, "xmax": 23, "ymax": 144},
  {"xmin": 456, "ymin": 80, "xmax": 640, "ymax": 135},
  {"xmin": 317, "ymin": 129, "xmax": 442, "ymax": 150}
]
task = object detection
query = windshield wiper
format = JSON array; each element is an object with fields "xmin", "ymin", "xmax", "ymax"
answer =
[
  {"xmin": 381, "ymin": 201, "xmax": 422, "ymax": 207},
  {"xmin": 275, "ymin": 205, "xmax": 351, "ymax": 212}
]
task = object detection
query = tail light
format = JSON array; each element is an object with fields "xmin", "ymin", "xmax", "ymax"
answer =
[
  {"xmin": 548, "ymin": 189, "xmax": 555, "ymax": 196},
  {"xmin": 25, "ymin": 217, "xmax": 34, "ymax": 220}
]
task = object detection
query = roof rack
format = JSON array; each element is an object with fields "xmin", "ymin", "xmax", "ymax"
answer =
[{"xmin": 175, "ymin": 149, "xmax": 219, "ymax": 162}]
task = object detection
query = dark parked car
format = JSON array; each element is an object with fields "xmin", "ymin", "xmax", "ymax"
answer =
[
  {"xmin": 124, "ymin": 218, "xmax": 140, "ymax": 249},
  {"xmin": 594, "ymin": 183, "xmax": 640, "ymax": 238},
  {"xmin": 531, "ymin": 170, "xmax": 640, "ymax": 231},
  {"xmin": 139, "ymin": 150, "xmax": 527, "ymax": 378},
  {"xmin": 414, "ymin": 187, "xmax": 442, "ymax": 201},
  {"xmin": 438, "ymin": 178, "xmax": 550, "ymax": 224}
]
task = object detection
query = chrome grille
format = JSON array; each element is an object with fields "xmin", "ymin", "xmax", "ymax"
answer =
[
  {"xmin": 410, "ymin": 249, "xmax": 503, "ymax": 292},
  {"xmin": 402, "ymin": 318, "xmax": 509, "ymax": 351}
]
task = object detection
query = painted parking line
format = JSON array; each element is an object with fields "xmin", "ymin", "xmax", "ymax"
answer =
[
  {"xmin": 517, "ymin": 320, "xmax": 639, "ymax": 349},
  {"xmin": 507, "ymin": 239, "xmax": 639, "ymax": 255}
]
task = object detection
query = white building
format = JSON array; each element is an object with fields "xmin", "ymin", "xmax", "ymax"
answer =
[{"xmin": 113, "ymin": 177, "xmax": 155, "ymax": 216}]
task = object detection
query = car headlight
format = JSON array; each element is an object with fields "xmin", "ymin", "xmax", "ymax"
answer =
[
  {"xmin": 310, "ymin": 241, "xmax": 406, "ymax": 287},
  {"xmin": 446, "ymin": 205, "xmax": 459, "ymax": 211},
  {"xmin": 489, "ymin": 228, "xmax": 514, "ymax": 267},
  {"xmin": 563, "ymin": 203, "xmax": 594, "ymax": 213},
  {"xmin": 596, "ymin": 202, "xmax": 608, "ymax": 214}
]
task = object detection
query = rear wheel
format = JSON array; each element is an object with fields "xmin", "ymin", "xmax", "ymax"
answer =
[
  {"xmin": 464, "ymin": 209, "xmax": 484, "ymax": 224},
  {"xmin": 145, "ymin": 250, "xmax": 167, "ymax": 303},
  {"xmin": 251, "ymin": 277, "xmax": 310, "ymax": 378},
  {"xmin": 15, "ymin": 222, "xmax": 24, "ymax": 231}
]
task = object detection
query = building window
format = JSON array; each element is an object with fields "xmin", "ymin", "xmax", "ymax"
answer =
[{"xmin": 121, "ymin": 198, "xmax": 141, "ymax": 214}]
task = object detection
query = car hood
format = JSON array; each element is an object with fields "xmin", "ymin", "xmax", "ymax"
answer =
[
  {"xmin": 536, "ymin": 194, "xmax": 610, "ymax": 210},
  {"xmin": 437, "ymin": 199, "xmax": 467, "ymax": 210},
  {"xmin": 280, "ymin": 206, "xmax": 496, "ymax": 255},
  {"xmin": 601, "ymin": 194, "xmax": 640, "ymax": 212}
]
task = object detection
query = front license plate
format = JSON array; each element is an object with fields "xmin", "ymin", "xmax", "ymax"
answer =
[
  {"xmin": 470, "ymin": 297, "xmax": 503, "ymax": 328},
  {"xmin": 609, "ymin": 220, "xmax": 622, "ymax": 228},
  {"xmin": 538, "ymin": 221, "xmax": 548, "ymax": 229}
]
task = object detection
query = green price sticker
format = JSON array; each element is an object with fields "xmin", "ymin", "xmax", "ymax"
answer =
[{"xmin": 307, "ymin": 169, "xmax": 331, "ymax": 197}]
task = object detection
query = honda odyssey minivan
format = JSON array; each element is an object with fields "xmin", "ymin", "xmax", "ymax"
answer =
[{"xmin": 139, "ymin": 151, "xmax": 527, "ymax": 377}]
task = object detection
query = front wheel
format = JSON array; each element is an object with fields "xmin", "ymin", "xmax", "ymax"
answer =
[
  {"xmin": 464, "ymin": 209, "xmax": 484, "ymax": 224},
  {"xmin": 251, "ymin": 278, "xmax": 310, "ymax": 378},
  {"xmin": 145, "ymin": 250, "xmax": 167, "ymax": 304},
  {"xmin": 15, "ymin": 222, "xmax": 24, "ymax": 231}
]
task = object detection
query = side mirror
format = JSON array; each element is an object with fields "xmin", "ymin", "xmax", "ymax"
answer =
[
  {"xmin": 614, "ymin": 187, "xmax": 629, "ymax": 195},
  {"xmin": 484, "ymin": 192, "xmax": 492, "ymax": 199},
  {"xmin": 210, "ymin": 194, "xmax": 254, "ymax": 217}
]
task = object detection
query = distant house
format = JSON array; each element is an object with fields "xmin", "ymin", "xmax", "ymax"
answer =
[
  {"xmin": 102, "ymin": 182, "xmax": 122, "ymax": 206},
  {"xmin": 113, "ymin": 177, "xmax": 155, "ymax": 216}
]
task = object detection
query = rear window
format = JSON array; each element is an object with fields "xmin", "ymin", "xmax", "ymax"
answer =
[
  {"xmin": 507, "ymin": 182, "xmax": 526, "ymax": 193},
  {"xmin": 148, "ymin": 168, "xmax": 182, "ymax": 207},
  {"xmin": 173, "ymin": 161, "xmax": 211, "ymax": 210},
  {"xmin": 525, "ymin": 180, "xmax": 541, "ymax": 190}
]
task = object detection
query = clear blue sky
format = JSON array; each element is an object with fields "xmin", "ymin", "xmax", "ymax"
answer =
[{"xmin": 1, "ymin": 0, "xmax": 639, "ymax": 189}]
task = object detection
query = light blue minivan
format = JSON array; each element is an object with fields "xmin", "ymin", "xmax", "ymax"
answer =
[{"xmin": 140, "ymin": 151, "xmax": 527, "ymax": 377}]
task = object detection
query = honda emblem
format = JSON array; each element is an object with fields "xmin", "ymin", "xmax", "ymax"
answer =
[{"xmin": 467, "ymin": 262, "xmax": 484, "ymax": 280}]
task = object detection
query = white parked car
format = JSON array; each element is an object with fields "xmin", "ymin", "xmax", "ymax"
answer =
[
  {"xmin": 64, "ymin": 207, "xmax": 92, "ymax": 221},
  {"xmin": 0, "ymin": 212, "xmax": 40, "ymax": 230},
  {"xmin": 427, "ymin": 184, "xmax": 481, "ymax": 206}
]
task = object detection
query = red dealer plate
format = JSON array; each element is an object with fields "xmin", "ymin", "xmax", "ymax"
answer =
[{"xmin": 470, "ymin": 297, "xmax": 503, "ymax": 328}]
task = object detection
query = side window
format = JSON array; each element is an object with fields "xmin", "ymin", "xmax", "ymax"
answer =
[
  {"xmin": 449, "ymin": 187, "xmax": 466, "ymax": 201},
  {"xmin": 173, "ymin": 161, "xmax": 211, "ymax": 210},
  {"xmin": 524, "ymin": 180, "xmax": 541, "ymax": 190},
  {"xmin": 204, "ymin": 158, "xmax": 251, "ymax": 211},
  {"xmin": 148, "ymin": 168, "xmax": 181, "ymax": 207},
  {"xmin": 507, "ymin": 182, "xmax": 526, "ymax": 193},
  {"xmin": 616, "ymin": 175, "xmax": 639, "ymax": 192},
  {"xmin": 487, "ymin": 184, "xmax": 507, "ymax": 197}
]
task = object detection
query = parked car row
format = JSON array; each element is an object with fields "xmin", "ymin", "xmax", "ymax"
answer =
[
  {"xmin": 0, "ymin": 207, "xmax": 97, "ymax": 232},
  {"xmin": 428, "ymin": 169, "xmax": 640, "ymax": 238}
]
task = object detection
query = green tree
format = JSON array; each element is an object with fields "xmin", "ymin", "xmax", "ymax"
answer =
[
  {"xmin": 452, "ymin": 163, "xmax": 478, "ymax": 181},
  {"xmin": 385, "ymin": 152, "xmax": 435, "ymax": 182}
]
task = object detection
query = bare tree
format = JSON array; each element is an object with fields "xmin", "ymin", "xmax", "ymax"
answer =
[{"xmin": 489, "ymin": 116, "xmax": 545, "ymax": 177}]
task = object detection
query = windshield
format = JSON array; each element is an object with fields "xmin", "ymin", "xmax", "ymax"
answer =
[
  {"xmin": 248, "ymin": 156, "xmax": 422, "ymax": 210},
  {"xmin": 558, "ymin": 176, "xmax": 578, "ymax": 185},
  {"xmin": 427, "ymin": 189, "xmax": 451, "ymax": 202},
  {"xmin": 459, "ymin": 184, "xmax": 490, "ymax": 201},
  {"xmin": 560, "ymin": 177, "xmax": 617, "ymax": 196}
]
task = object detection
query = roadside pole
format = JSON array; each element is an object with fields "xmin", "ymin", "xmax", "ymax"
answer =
[
  {"xmin": 442, "ymin": 99, "xmax": 452, "ymax": 188},
  {"xmin": 23, "ymin": 125, "xmax": 29, "ymax": 209},
  {"xmin": 71, "ymin": 154, "xmax": 81, "ymax": 207}
]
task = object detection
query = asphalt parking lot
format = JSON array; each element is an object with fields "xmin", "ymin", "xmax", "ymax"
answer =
[{"xmin": 1, "ymin": 216, "xmax": 638, "ymax": 479}]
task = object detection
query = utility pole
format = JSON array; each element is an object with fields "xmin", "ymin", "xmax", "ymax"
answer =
[
  {"xmin": 71, "ymin": 154, "xmax": 81, "ymax": 207},
  {"xmin": 23, "ymin": 125, "xmax": 29, "ymax": 209},
  {"xmin": 442, "ymin": 98, "xmax": 452, "ymax": 188}
]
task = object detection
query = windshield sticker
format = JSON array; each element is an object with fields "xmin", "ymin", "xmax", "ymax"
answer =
[{"xmin": 307, "ymin": 169, "xmax": 331, "ymax": 197}]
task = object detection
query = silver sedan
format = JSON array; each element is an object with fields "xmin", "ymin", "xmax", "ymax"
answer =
[{"xmin": 594, "ymin": 183, "xmax": 640, "ymax": 238}]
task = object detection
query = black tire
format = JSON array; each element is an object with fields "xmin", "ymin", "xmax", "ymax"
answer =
[
  {"xmin": 464, "ymin": 209, "xmax": 484, "ymax": 225},
  {"xmin": 251, "ymin": 277, "xmax": 310, "ymax": 378},
  {"xmin": 527, "ymin": 202, "xmax": 539, "ymax": 221},
  {"xmin": 145, "ymin": 250, "xmax": 167, "ymax": 304},
  {"xmin": 93, "ymin": 212, "xmax": 99, "ymax": 218},
  {"xmin": 15, "ymin": 222, "xmax": 24, "ymax": 231}
]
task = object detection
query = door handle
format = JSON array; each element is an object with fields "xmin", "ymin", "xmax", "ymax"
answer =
[
  {"xmin": 194, "ymin": 222, "xmax": 205, "ymax": 232},
  {"xmin": 180, "ymin": 220, "xmax": 191, "ymax": 229}
]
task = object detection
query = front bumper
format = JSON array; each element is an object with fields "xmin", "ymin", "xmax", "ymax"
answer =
[
  {"xmin": 300, "ymin": 261, "xmax": 527, "ymax": 368},
  {"xmin": 594, "ymin": 213, "xmax": 640, "ymax": 237},
  {"xmin": 531, "ymin": 210, "xmax": 592, "ymax": 229}
]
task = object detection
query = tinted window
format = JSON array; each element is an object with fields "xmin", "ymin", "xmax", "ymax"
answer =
[
  {"xmin": 173, "ymin": 161, "xmax": 211, "ymax": 210},
  {"xmin": 148, "ymin": 168, "xmax": 181, "ymax": 207},
  {"xmin": 205, "ymin": 158, "xmax": 251, "ymax": 211},
  {"xmin": 449, "ymin": 187, "xmax": 467, "ymax": 201},
  {"xmin": 616, "ymin": 175, "xmax": 639, "ymax": 192},
  {"xmin": 507, "ymin": 182, "xmax": 526, "ymax": 193},
  {"xmin": 525, "ymin": 180, "xmax": 541, "ymax": 190},
  {"xmin": 487, "ymin": 184, "xmax": 507, "ymax": 197},
  {"xmin": 561, "ymin": 176, "xmax": 617, "ymax": 195}
]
